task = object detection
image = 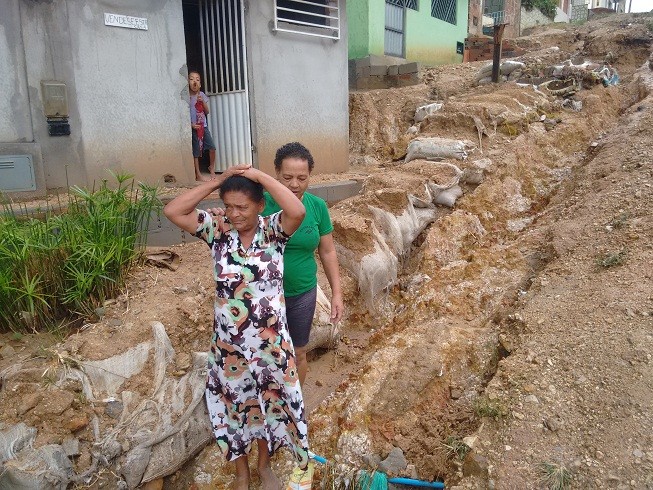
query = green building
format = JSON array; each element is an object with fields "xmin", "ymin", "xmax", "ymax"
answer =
[{"xmin": 348, "ymin": 0, "xmax": 469, "ymax": 66}]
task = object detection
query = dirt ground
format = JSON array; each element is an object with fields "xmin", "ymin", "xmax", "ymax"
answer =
[{"xmin": 1, "ymin": 12, "xmax": 652, "ymax": 490}]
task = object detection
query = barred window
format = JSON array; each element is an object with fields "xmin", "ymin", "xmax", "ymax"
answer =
[
  {"xmin": 431, "ymin": 0, "xmax": 456, "ymax": 24},
  {"xmin": 274, "ymin": 0, "xmax": 340, "ymax": 39},
  {"xmin": 387, "ymin": 0, "xmax": 419, "ymax": 10}
]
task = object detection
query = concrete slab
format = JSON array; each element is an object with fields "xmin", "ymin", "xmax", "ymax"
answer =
[{"xmin": 398, "ymin": 62, "xmax": 421, "ymax": 74}]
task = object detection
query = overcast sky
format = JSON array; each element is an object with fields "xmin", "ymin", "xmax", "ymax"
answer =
[{"xmin": 628, "ymin": 0, "xmax": 653, "ymax": 12}]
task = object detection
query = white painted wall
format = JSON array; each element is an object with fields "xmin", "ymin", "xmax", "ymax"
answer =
[
  {"xmin": 245, "ymin": 1, "xmax": 350, "ymax": 176},
  {"xmin": 1, "ymin": 0, "xmax": 195, "ymax": 191}
]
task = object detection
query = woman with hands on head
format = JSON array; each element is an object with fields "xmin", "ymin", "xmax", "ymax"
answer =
[{"xmin": 163, "ymin": 164, "xmax": 309, "ymax": 490}]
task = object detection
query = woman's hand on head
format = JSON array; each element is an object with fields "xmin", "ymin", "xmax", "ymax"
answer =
[
  {"xmin": 222, "ymin": 163, "xmax": 251, "ymax": 179},
  {"xmin": 241, "ymin": 167, "xmax": 265, "ymax": 183}
]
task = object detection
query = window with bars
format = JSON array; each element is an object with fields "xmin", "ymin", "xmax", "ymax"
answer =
[
  {"xmin": 386, "ymin": 0, "xmax": 419, "ymax": 9},
  {"xmin": 431, "ymin": 0, "xmax": 456, "ymax": 24},
  {"xmin": 274, "ymin": 0, "xmax": 340, "ymax": 40}
]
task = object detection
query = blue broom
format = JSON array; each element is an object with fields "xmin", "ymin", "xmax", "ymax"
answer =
[{"xmin": 310, "ymin": 452, "xmax": 445, "ymax": 489}]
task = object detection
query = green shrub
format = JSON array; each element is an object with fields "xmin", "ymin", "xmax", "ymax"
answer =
[
  {"xmin": 522, "ymin": 0, "xmax": 557, "ymax": 20},
  {"xmin": 0, "ymin": 173, "xmax": 160, "ymax": 332}
]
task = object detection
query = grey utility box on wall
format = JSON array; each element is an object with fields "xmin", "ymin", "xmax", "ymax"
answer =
[{"xmin": 0, "ymin": 155, "xmax": 37, "ymax": 192}]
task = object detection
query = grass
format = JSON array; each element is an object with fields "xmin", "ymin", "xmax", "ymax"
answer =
[
  {"xmin": 538, "ymin": 461, "xmax": 572, "ymax": 490},
  {"xmin": 0, "ymin": 172, "xmax": 160, "ymax": 333},
  {"xmin": 473, "ymin": 396, "xmax": 507, "ymax": 419},
  {"xmin": 596, "ymin": 249, "xmax": 628, "ymax": 268},
  {"xmin": 442, "ymin": 437, "xmax": 470, "ymax": 461}
]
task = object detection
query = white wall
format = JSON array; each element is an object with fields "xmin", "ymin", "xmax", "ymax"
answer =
[
  {"xmin": 245, "ymin": 1, "xmax": 349, "ymax": 176},
  {"xmin": 1, "ymin": 0, "xmax": 195, "ymax": 191},
  {"xmin": 521, "ymin": 6, "xmax": 556, "ymax": 30}
]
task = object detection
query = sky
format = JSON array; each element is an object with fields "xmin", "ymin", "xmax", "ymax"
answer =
[{"xmin": 628, "ymin": 0, "xmax": 653, "ymax": 12}]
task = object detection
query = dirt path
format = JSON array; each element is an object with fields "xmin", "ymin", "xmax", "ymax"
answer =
[{"xmin": 454, "ymin": 63, "xmax": 653, "ymax": 490}]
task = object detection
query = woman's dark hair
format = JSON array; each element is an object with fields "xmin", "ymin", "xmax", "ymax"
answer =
[
  {"xmin": 273, "ymin": 142, "xmax": 314, "ymax": 173},
  {"xmin": 219, "ymin": 175, "xmax": 264, "ymax": 203}
]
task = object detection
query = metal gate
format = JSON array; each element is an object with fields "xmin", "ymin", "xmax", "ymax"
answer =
[
  {"xmin": 384, "ymin": 1, "xmax": 404, "ymax": 57},
  {"xmin": 198, "ymin": 0, "xmax": 252, "ymax": 170}
]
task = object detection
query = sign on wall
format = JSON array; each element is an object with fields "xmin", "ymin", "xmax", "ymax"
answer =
[{"xmin": 104, "ymin": 13, "xmax": 148, "ymax": 30}]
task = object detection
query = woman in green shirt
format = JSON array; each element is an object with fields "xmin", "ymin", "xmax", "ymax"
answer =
[{"xmin": 262, "ymin": 142, "xmax": 344, "ymax": 386}]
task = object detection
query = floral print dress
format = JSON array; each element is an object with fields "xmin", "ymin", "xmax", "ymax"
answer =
[{"xmin": 195, "ymin": 210, "xmax": 309, "ymax": 467}]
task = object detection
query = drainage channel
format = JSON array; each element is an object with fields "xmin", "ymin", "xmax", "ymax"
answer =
[{"xmin": 146, "ymin": 180, "xmax": 363, "ymax": 247}]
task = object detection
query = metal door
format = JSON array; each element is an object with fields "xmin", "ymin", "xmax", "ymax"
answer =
[
  {"xmin": 384, "ymin": 1, "xmax": 404, "ymax": 57},
  {"xmin": 198, "ymin": 0, "xmax": 252, "ymax": 170}
]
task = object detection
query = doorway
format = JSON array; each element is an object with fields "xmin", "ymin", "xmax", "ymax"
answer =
[
  {"xmin": 182, "ymin": 0, "xmax": 253, "ymax": 172},
  {"xmin": 385, "ymin": 1, "xmax": 405, "ymax": 57}
]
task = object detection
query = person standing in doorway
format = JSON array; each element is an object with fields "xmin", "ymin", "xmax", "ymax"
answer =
[
  {"xmin": 188, "ymin": 70, "xmax": 217, "ymax": 181},
  {"xmin": 263, "ymin": 142, "xmax": 344, "ymax": 386}
]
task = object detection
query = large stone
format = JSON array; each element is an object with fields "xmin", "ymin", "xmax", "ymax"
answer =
[
  {"xmin": 463, "ymin": 452, "xmax": 489, "ymax": 477},
  {"xmin": 32, "ymin": 390, "xmax": 75, "ymax": 417},
  {"xmin": 17, "ymin": 393, "xmax": 42, "ymax": 415},
  {"xmin": 378, "ymin": 446, "xmax": 407, "ymax": 476}
]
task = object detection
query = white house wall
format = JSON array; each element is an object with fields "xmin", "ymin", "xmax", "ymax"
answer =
[
  {"xmin": 245, "ymin": 1, "xmax": 349, "ymax": 176},
  {"xmin": 1, "ymin": 0, "xmax": 194, "ymax": 193}
]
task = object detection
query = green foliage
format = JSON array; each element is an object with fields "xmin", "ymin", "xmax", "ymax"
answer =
[
  {"xmin": 596, "ymin": 249, "xmax": 628, "ymax": 269},
  {"xmin": 0, "ymin": 173, "xmax": 161, "ymax": 332},
  {"xmin": 442, "ymin": 437, "xmax": 470, "ymax": 460},
  {"xmin": 473, "ymin": 396, "xmax": 507, "ymax": 419},
  {"xmin": 522, "ymin": 0, "xmax": 557, "ymax": 20},
  {"xmin": 538, "ymin": 461, "xmax": 572, "ymax": 490}
]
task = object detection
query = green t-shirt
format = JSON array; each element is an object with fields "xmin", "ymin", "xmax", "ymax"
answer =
[{"xmin": 263, "ymin": 191, "xmax": 333, "ymax": 297}]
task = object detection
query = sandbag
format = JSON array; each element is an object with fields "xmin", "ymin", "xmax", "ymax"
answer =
[
  {"xmin": 414, "ymin": 102, "xmax": 443, "ymax": 123},
  {"xmin": 405, "ymin": 138, "xmax": 474, "ymax": 163}
]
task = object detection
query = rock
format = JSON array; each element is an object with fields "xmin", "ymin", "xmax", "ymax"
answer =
[
  {"xmin": 62, "ymin": 437, "xmax": 80, "ymax": 456},
  {"xmin": 362, "ymin": 453, "xmax": 382, "ymax": 469},
  {"xmin": 172, "ymin": 286, "xmax": 189, "ymax": 294},
  {"xmin": 18, "ymin": 393, "xmax": 42, "ymax": 415},
  {"xmin": 462, "ymin": 453, "xmax": 489, "ymax": 477},
  {"xmin": 105, "ymin": 400, "xmax": 124, "ymax": 419},
  {"xmin": 513, "ymin": 411, "xmax": 525, "ymax": 420},
  {"xmin": 524, "ymin": 394, "xmax": 539, "ymax": 404},
  {"xmin": 65, "ymin": 415, "xmax": 90, "ymax": 432},
  {"xmin": 32, "ymin": 390, "xmax": 75, "ymax": 417},
  {"xmin": 0, "ymin": 344, "xmax": 16, "ymax": 358},
  {"xmin": 315, "ymin": 379, "xmax": 323, "ymax": 387},
  {"xmin": 405, "ymin": 464, "xmax": 419, "ymax": 479},
  {"xmin": 95, "ymin": 307, "xmax": 105, "ymax": 318},
  {"xmin": 633, "ymin": 449, "xmax": 644, "ymax": 458},
  {"xmin": 450, "ymin": 386, "xmax": 463, "ymax": 400},
  {"xmin": 176, "ymin": 352, "xmax": 192, "ymax": 371},
  {"xmin": 108, "ymin": 318, "xmax": 123, "ymax": 327},
  {"xmin": 544, "ymin": 416, "xmax": 563, "ymax": 432},
  {"xmin": 462, "ymin": 436, "xmax": 478, "ymax": 449},
  {"xmin": 378, "ymin": 447, "xmax": 407, "ymax": 476}
]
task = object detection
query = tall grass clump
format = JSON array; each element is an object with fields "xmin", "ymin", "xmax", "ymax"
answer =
[{"xmin": 0, "ymin": 173, "xmax": 161, "ymax": 332}]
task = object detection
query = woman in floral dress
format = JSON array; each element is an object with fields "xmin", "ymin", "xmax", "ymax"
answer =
[{"xmin": 164, "ymin": 164, "xmax": 308, "ymax": 490}]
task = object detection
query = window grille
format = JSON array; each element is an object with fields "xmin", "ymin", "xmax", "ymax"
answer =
[
  {"xmin": 386, "ymin": 0, "xmax": 419, "ymax": 10},
  {"xmin": 274, "ymin": 0, "xmax": 340, "ymax": 40},
  {"xmin": 431, "ymin": 0, "xmax": 456, "ymax": 24}
]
